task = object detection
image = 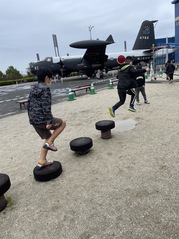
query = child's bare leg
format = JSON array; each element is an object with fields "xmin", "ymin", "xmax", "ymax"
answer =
[
  {"xmin": 47, "ymin": 121, "xmax": 66, "ymax": 144},
  {"xmin": 38, "ymin": 140, "xmax": 48, "ymax": 164}
]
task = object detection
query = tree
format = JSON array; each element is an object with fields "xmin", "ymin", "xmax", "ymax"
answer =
[
  {"xmin": 0, "ymin": 71, "xmax": 6, "ymax": 80},
  {"xmin": 5, "ymin": 66, "xmax": 23, "ymax": 80}
]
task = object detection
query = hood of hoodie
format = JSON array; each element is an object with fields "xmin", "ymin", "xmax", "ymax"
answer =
[
  {"xmin": 30, "ymin": 83, "xmax": 49, "ymax": 98},
  {"xmin": 118, "ymin": 63, "xmax": 130, "ymax": 72}
]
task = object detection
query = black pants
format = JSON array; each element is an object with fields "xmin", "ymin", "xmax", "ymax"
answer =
[
  {"xmin": 168, "ymin": 73, "xmax": 174, "ymax": 81},
  {"xmin": 113, "ymin": 88, "xmax": 136, "ymax": 111}
]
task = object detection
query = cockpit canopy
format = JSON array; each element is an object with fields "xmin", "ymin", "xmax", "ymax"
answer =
[{"xmin": 42, "ymin": 57, "xmax": 61, "ymax": 63}]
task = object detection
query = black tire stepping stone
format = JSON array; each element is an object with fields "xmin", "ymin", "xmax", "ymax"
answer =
[{"xmin": 95, "ymin": 120, "xmax": 115, "ymax": 139}]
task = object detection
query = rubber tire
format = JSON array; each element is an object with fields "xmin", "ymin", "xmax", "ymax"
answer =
[
  {"xmin": 70, "ymin": 137, "xmax": 93, "ymax": 154},
  {"xmin": 0, "ymin": 195, "xmax": 7, "ymax": 212},
  {"xmin": 33, "ymin": 161, "xmax": 62, "ymax": 182},
  {"xmin": 0, "ymin": 173, "xmax": 11, "ymax": 196},
  {"xmin": 95, "ymin": 120, "xmax": 115, "ymax": 132}
]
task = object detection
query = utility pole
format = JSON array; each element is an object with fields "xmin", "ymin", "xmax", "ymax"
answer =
[
  {"xmin": 166, "ymin": 36, "xmax": 169, "ymax": 63},
  {"xmin": 124, "ymin": 41, "xmax": 127, "ymax": 52},
  {"xmin": 36, "ymin": 53, "xmax": 40, "ymax": 61},
  {"xmin": 52, "ymin": 34, "xmax": 60, "ymax": 57},
  {"xmin": 88, "ymin": 25, "xmax": 94, "ymax": 40},
  {"xmin": 150, "ymin": 44, "xmax": 155, "ymax": 81}
]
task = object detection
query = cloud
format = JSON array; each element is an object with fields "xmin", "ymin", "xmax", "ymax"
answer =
[{"xmin": 0, "ymin": 0, "xmax": 175, "ymax": 73}]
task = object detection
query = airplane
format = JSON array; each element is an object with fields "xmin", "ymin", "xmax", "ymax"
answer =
[
  {"xmin": 29, "ymin": 34, "xmax": 115, "ymax": 77},
  {"xmin": 29, "ymin": 20, "xmax": 174, "ymax": 77}
]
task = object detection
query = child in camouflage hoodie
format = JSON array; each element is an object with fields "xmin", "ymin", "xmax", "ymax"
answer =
[{"xmin": 27, "ymin": 69, "xmax": 66, "ymax": 167}]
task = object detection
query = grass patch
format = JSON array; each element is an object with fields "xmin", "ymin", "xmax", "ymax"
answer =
[{"xmin": 6, "ymin": 196, "xmax": 14, "ymax": 208}]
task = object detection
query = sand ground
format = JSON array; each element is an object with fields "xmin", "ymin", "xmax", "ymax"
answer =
[{"xmin": 1, "ymin": 76, "xmax": 179, "ymax": 239}]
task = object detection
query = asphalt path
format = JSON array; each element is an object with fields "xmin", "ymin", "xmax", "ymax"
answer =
[
  {"xmin": 1, "ymin": 73, "xmax": 173, "ymax": 119},
  {"xmin": 0, "ymin": 76, "xmax": 114, "ymax": 119}
]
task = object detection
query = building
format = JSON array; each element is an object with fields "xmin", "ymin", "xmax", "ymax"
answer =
[
  {"xmin": 155, "ymin": 37, "xmax": 175, "ymax": 65},
  {"xmin": 172, "ymin": 0, "xmax": 179, "ymax": 63}
]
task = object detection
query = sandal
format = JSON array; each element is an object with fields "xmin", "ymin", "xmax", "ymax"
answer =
[
  {"xmin": 37, "ymin": 159, "xmax": 53, "ymax": 168},
  {"xmin": 43, "ymin": 143, "xmax": 58, "ymax": 151}
]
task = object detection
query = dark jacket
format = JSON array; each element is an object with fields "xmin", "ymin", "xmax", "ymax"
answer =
[
  {"xmin": 117, "ymin": 63, "xmax": 146, "ymax": 89},
  {"xmin": 27, "ymin": 83, "xmax": 53, "ymax": 125},
  {"xmin": 166, "ymin": 63, "xmax": 175, "ymax": 75},
  {"xmin": 135, "ymin": 65, "xmax": 145, "ymax": 87}
]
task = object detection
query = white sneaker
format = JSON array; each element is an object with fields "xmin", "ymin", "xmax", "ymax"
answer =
[
  {"xmin": 136, "ymin": 101, "xmax": 141, "ymax": 105},
  {"xmin": 144, "ymin": 100, "xmax": 150, "ymax": 104}
]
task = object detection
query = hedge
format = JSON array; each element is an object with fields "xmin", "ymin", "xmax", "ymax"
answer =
[{"xmin": 0, "ymin": 77, "xmax": 36, "ymax": 86}]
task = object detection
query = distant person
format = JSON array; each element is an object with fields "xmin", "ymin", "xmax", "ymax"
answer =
[
  {"xmin": 150, "ymin": 62, "xmax": 155, "ymax": 81},
  {"xmin": 135, "ymin": 63, "xmax": 150, "ymax": 105},
  {"xmin": 96, "ymin": 69, "xmax": 101, "ymax": 79},
  {"xmin": 109, "ymin": 55, "xmax": 149, "ymax": 117},
  {"xmin": 27, "ymin": 69, "xmax": 66, "ymax": 168},
  {"xmin": 103, "ymin": 67, "xmax": 108, "ymax": 78},
  {"xmin": 165, "ymin": 59, "xmax": 175, "ymax": 84},
  {"xmin": 165, "ymin": 61, "xmax": 169, "ymax": 80}
]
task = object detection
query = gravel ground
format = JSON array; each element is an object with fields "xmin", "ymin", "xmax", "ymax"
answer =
[{"xmin": 1, "ymin": 77, "xmax": 179, "ymax": 239}]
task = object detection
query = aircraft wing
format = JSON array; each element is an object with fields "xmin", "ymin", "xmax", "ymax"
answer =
[
  {"xmin": 70, "ymin": 35, "xmax": 114, "ymax": 65},
  {"xmin": 83, "ymin": 45, "xmax": 108, "ymax": 64}
]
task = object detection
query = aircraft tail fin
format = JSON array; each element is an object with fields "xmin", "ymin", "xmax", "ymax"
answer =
[
  {"xmin": 132, "ymin": 20, "xmax": 156, "ymax": 50},
  {"xmin": 106, "ymin": 35, "xmax": 115, "ymax": 44}
]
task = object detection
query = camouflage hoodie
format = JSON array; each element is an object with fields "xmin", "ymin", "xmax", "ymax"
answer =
[{"xmin": 27, "ymin": 83, "xmax": 53, "ymax": 125}]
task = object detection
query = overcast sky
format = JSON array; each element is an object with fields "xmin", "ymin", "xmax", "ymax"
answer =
[{"xmin": 0, "ymin": 0, "xmax": 175, "ymax": 74}]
